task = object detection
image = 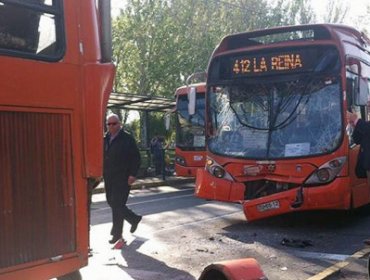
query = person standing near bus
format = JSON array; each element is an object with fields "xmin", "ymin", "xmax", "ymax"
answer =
[
  {"xmin": 103, "ymin": 113, "xmax": 142, "ymax": 245},
  {"xmin": 347, "ymin": 110, "xmax": 370, "ymax": 185},
  {"xmin": 150, "ymin": 135, "xmax": 164, "ymax": 175}
]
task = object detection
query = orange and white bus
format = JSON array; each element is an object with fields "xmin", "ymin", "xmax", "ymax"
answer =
[
  {"xmin": 175, "ymin": 82, "xmax": 206, "ymax": 177},
  {"xmin": 0, "ymin": 1, "xmax": 114, "ymax": 279},
  {"xmin": 195, "ymin": 24, "xmax": 370, "ymax": 221}
]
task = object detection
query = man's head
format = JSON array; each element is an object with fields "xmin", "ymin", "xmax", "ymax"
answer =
[{"xmin": 106, "ymin": 113, "xmax": 121, "ymax": 135}]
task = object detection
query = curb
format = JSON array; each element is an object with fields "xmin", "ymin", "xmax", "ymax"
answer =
[{"xmin": 306, "ymin": 247, "xmax": 370, "ymax": 280}]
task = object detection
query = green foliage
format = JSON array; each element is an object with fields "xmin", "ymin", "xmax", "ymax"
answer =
[
  {"xmin": 125, "ymin": 118, "xmax": 141, "ymax": 141},
  {"xmin": 147, "ymin": 112, "xmax": 174, "ymax": 142},
  {"xmin": 322, "ymin": 0, "xmax": 349, "ymax": 23},
  {"xmin": 112, "ymin": 0, "xmax": 320, "ymax": 99}
]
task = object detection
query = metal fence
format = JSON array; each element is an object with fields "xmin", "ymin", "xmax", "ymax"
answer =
[{"xmin": 138, "ymin": 148, "xmax": 175, "ymax": 180}]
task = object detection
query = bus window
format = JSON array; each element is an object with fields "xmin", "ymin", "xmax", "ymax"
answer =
[
  {"xmin": 346, "ymin": 72, "xmax": 362, "ymax": 146},
  {"xmin": 0, "ymin": 1, "xmax": 63, "ymax": 59},
  {"xmin": 356, "ymin": 77, "xmax": 369, "ymax": 106}
]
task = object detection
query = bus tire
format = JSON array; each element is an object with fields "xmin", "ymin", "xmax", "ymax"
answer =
[{"xmin": 57, "ymin": 270, "xmax": 82, "ymax": 280}]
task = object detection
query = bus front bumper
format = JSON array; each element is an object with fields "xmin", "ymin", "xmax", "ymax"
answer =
[{"xmin": 195, "ymin": 168, "xmax": 351, "ymax": 222}]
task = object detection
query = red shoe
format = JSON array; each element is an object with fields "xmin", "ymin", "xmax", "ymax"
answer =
[{"xmin": 112, "ymin": 238, "xmax": 126, "ymax": 249}]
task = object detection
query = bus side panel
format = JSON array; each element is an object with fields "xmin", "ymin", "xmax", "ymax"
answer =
[
  {"xmin": 82, "ymin": 63, "xmax": 115, "ymax": 178},
  {"xmin": 0, "ymin": 257, "xmax": 83, "ymax": 280},
  {"xmin": 351, "ymin": 181, "xmax": 370, "ymax": 207},
  {"xmin": 305, "ymin": 178, "xmax": 351, "ymax": 208},
  {"xmin": 195, "ymin": 169, "xmax": 244, "ymax": 201},
  {"xmin": 348, "ymin": 146, "xmax": 370, "ymax": 208},
  {"xmin": 176, "ymin": 164, "xmax": 199, "ymax": 177},
  {"xmin": 0, "ymin": 110, "xmax": 76, "ymax": 270}
]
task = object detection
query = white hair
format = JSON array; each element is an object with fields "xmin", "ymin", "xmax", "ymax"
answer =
[{"xmin": 106, "ymin": 113, "xmax": 120, "ymax": 122}]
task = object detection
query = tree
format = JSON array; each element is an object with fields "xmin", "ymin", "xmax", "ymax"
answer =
[
  {"xmin": 322, "ymin": 0, "xmax": 349, "ymax": 23},
  {"xmin": 351, "ymin": 2, "xmax": 370, "ymax": 35}
]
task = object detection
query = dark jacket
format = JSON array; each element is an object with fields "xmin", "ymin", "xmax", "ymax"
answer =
[
  {"xmin": 103, "ymin": 129, "xmax": 141, "ymax": 182},
  {"xmin": 353, "ymin": 119, "xmax": 370, "ymax": 171}
]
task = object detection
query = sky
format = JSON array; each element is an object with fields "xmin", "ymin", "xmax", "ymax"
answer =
[{"xmin": 311, "ymin": 0, "xmax": 369, "ymax": 32}]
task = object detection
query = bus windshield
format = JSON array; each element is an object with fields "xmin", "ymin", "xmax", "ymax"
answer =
[
  {"xmin": 176, "ymin": 93, "xmax": 206, "ymax": 150},
  {"xmin": 208, "ymin": 75, "xmax": 342, "ymax": 159}
]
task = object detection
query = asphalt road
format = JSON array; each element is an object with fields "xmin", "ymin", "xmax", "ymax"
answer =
[{"xmin": 82, "ymin": 181, "xmax": 370, "ymax": 280}]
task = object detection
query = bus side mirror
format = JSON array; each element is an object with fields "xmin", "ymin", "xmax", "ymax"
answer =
[
  {"xmin": 354, "ymin": 77, "xmax": 369, "ymax": 106},
  {"xmin": 188, "ymin": 87, "xmax": 196, "ymax": 115},
  {"xmin": 164, "ymin": 113, "xmax": 171, "ymax": 131}
]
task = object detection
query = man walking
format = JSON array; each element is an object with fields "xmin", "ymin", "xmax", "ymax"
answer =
[{"xmin": 103, "ymin": 113, "xmax": 142, "ymax": 245}]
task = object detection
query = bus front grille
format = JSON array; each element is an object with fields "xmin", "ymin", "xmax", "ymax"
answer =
[
  {"xmin": 0, "ymin": 110, "xmax": 76, "ymax": 269},
  {"xmin": 244, "ymin": 180, "xmax": 299, "ymax": 200}
]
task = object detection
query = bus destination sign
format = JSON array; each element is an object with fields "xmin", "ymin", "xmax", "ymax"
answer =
[
  {"xmin": 232, "ymin": 53, "xmax": 304, "ymax": 76},
  {"xmin": 208, "ymin": 47, "xmax": 338, "ymax": 83}
]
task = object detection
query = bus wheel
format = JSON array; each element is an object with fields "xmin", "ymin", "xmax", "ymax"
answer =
[{"xmin": 57, "ymin": 270, "xmax": 82, "ymax": 280}]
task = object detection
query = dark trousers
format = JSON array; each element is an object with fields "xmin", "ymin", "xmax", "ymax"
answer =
[
  {"xmin": 105, "ymin": 179, "xmax": 140, "ymax": 238},
  {"xmin": 154, "ymin": 159, "xmax": 162, "ymax": 175},
  {"xmin": 111, "ymin": 201, "xmax": 140, "ymax": 237}
]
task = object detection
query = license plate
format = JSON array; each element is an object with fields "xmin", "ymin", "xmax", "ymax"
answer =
[
  {"xmin": 257, "ymin": 200, "xmax": 280, "ymax": 212},
  {"xmin": 194, "ymin": 155, "xmax": 203, "ymax": 161}
]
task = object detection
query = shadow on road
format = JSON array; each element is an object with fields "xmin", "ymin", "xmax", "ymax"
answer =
[
  {"xmin": 222, "ymin": 205, "xmax": 370, "ymax": 256},
  {"xmin": 118, "ymin": 237, "xmax": 196, "ymax": 280}
]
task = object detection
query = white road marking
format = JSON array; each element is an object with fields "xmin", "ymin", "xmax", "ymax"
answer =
[
  {"xmin": 290, "ymin": 250, "xmax": 350, "ymax": 261},
  {"xmin": 307, "ymin": 247, "xmax": 370, "ymax": 280},
  {"xmin": 92, "ymin": 193, "xmax": 195, "ymax": 212}
]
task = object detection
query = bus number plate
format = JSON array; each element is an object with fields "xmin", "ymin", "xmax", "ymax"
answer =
[
  {"xmin": 257, "ymin": 200, "xmax": 280, "ymax": 212},
  {"xmin": 194, "ymin": 155, "xmax": 203, "ymax": 161}
]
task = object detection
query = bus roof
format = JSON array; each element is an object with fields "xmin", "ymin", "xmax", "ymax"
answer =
[
  {"xmin": 214, "ymin": 24, "xmax": 370, "ymax": 56},
  {"xmin": 175, "ymin": 82, "xmax": 206, "ymax": 97}
]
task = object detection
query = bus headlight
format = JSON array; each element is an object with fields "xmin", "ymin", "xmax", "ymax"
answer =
[
  {"xmin": 213, "ymin": 166, "xmax": 225, "ymax": 178},
  {"xmin": 175, "ymin": 156, "xmax": 186, "ymax": 166},
  {"xmin": 205, "ymin": 157, "xmax": 234, "ymax": 181},
  {"xmin": 304, "ymin": 156, "xmax": 346, "ymax": 186},
  {"xmin": 316, "ymin": 168, "xmax": 331, "ymax": 182}
]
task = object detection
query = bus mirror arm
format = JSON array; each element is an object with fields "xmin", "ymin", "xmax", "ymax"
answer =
[
  {"xmin": 98, "ymin": 0, "xmax": 112, "ymax": 62},
  {"xmin": 291, "ymin": 186, "xmax": 304, "ymax": 208}
]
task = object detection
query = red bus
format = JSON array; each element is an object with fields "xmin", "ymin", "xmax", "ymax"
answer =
[
  {"xmin": 0, "ymin": 1, "xmax": 114, "ymax": 279},
  {"xmin": 195, "ymin": 24, "xmax": 370, "ymax": 221},
  {"xmin": 175, "ymin": 82, "xmax": 206, "ymax": 177}
]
